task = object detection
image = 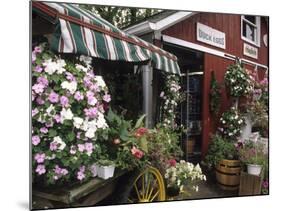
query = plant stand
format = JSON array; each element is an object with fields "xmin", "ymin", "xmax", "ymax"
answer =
[{"xmin": 239, "ymin": 171, "xmax": 263, "ymax": 196}]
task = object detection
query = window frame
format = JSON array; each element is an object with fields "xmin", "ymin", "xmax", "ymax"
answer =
[{"xmin": 241, "ymin": 15, "xmax": 261, "ymax": 47}]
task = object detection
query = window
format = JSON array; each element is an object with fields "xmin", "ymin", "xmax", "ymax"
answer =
[{"xmin": 241, "ymin": 15, "xmax": 261, "ymax": 46}]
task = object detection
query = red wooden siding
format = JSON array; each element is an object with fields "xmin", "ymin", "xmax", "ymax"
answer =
[{"xmin": 162, "ymin": 13, "xmax": 268, "ymax": 65}]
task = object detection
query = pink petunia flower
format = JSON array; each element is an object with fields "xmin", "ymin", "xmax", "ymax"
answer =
[
  {"xmin": 84, "ymin": 107, "xmax": 98, "ymax": 118},
  {"xmin": 78, "ymin": 144, "xmax": 85, "ymax": 152},
  {"xmin": 37, "ymin": 76, "xmax": 49, "ymax": 87},
  {"xmin": 48, "ymin": 92, "xmax": 59, "ymax": 103},
  {"xmin": 34, "ymin": 153, "xmax": 46, "ymax": 163},
  {"xmin": 74, "ymin": 91, "xmax": 84, "ymax": 101},
  {"xmin": 34, "ymin": 65, "xmax": 43, "ymax": 73},
  {"xmin": 32, "ymin": 83, "xmax": 45, "ymax": 94},
  {"xmin": 35, "ymin": 165, "xmax": 46, "ymax": 175},
  {"xmin": 103, "ymin": 94, "xmax": 111, "ymax": 103},
  {"xmin": 40, "ymin": 127, "xmax": 48, "ymax": 134},
  {"xmin": 32, "ymin": 135, "xmax": 41, "ymax": 146},
  {"xmin": 60, "ymin": 96, "xmax": 69, "ymax": 107}
]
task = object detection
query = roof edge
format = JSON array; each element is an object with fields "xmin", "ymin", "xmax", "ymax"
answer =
[{"xmin": 124, "ymin": 11, "xmax": 196, "ymax": 35}]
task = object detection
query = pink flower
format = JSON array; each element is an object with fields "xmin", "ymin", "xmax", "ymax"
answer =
[
  {"xmin": 35, "ymin": 165, "xmax": 46, "ymax": 175},
  {"xmin": 86, "ymin": 91, "xmax": 97, "ymax": 106},
  {"xmin": 34, "ymin": 46, "xmax": 42, "ymax": 53},
  {"xmin": 85, "ymin": 142, "xmax": 94, "ymax": 155},
  {"xmin": 37, "ymin": 76, "xmax": 48, "ymax": 87},
  {"xmin": 78, "ymin": 144, "xmax": 85, "ymax": 152},
  {"xmin": 84, "ymin": 107, "xmax": 98, "ymax": 118},
  {"xmin": 131, "ymin": 146, "xmax": 144, "ymax": 159},
  {"xmin": 65, "ymin": 72, "xmax": 75, "ymax": 81},
  {"xmin": 60, "ymin": 96, "xmax": 69, "ymax": 107},
  {"xmin": 34, "ymin": 153, "xmax": 45, "ymax": 163},
  {"xmin": 135, "ymin": 127, "xmax": 148, "ymax": 137},
  {"xmin": 34, "ymin": 65, "xmax": 43, "ymax": 73},
  {"xmin": 168, "ymin": 159, "xmax": 177, "ymax": 167},
  {"xmin": 48, "ymin": 92, "xmax": 59, "ymax": 103},
  {"xmin": 74, "ymin": 91, "xmax": 84, "ymax": 101},
  {"xmin": 160, "ymin": 91, "xmax": 165, "ymax": 98},
  {"xmin": 54, "ymin": 114, "xmax": 61, "ymax": 123},
  {"xmin": 32, "ymin": 83, "xmax": 45, "ymax": 94},
  {"xmin": 40, "ymin": 127, "xmax": 48, "ymax": 134},
  {"xmin": 32, "ymin": 52, "xmax": 36, "ymax": 63},
  {"xmin": 32, "ymin": 135, "xmax": 41, "ymax": 146},
  {"xmin": 45, "ymin": 121, "xmax": 53, "ymax": 128},
  {"xmin": 262, "ymin": 180, "xmax": 269, "ymax": 188},
  {"xmin": 36, "ymin": 97, "xmax": 45, "ymax": 105},
  {"xmin": 103, "ymin": 94, "xmax": 111, "ymax": 103},
  {"xmin": 50, "ymin": 142, "xmax": 58, "ymax": 151},
  {"xmin": 77, "ymin": 171, "xmax": 85, "ymax": 181},
  {"xmin": 32, "ymin": 108, "xmax": 39, "ymax": 117}
]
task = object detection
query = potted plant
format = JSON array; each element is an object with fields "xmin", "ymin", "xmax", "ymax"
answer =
[
  {"xmin": 164, "ymin": 160, "xmax": 206, "ymax": 196},
  {"xmin": 96, "ymin": 159, "xmax": 116, "ymax": 180},
  {"xmin": 237, "ymin": 133, "xmax": 268, "ymax": 176},
  {"xmin": 203, "ymin": 134, "xmax": 241, "ymax": 190},
  {"xmin": 224, "ymin": 60, "xmax": 253, "ymax": 98}
]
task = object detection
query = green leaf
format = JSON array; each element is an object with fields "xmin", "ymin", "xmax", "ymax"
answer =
[
  {"xmin": 139, "ymin": 136, "xmax": 148, "ymax": 153},
  {"xmin": 67, "ymin": 132, "xmax": 75, "ymax": 142},
  {"xmin": 48, "ymin": 129, "xmax": 57, "ymax": 137},
  {"xmin": 134, "ymin": 114, "xmax": 146, "ymax": 129}
]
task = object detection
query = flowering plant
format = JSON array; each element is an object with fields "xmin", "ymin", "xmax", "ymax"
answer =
[
  {"xmin": 146, "ymin": 124, "xmax": 183, "ymax": 173},
  {"xmin": 236, "ymin": 133, "xmax": 268, "ymax": 166},
  {"xmin": 102, "ymin": 109, "xmax": 149, "ymax": 171},
  {"xmin": 159, "ymin": 74, "xmax": 184, "ymax": 129},
  {"xmin": 224, "ymin": 60, "xmax": 254, "ymax": 98},
  {"xmin": 219, "ymin": 106, "xmax": 245, "ymax": 139},
  {"xmin": 32, "ymin": 43, "xmax": 111, "ymax": 184},
  {"xmin": 164, "ymin": 160, "xmax": 206, "ymax": 192}
]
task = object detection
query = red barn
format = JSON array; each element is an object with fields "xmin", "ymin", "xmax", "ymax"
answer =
[{"xmin": 125, "ymin": 11, "xmax": 269, "ymax": 161}]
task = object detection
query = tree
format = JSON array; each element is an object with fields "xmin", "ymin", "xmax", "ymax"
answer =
[{"xmin": 79, "ymin": 4, "xmax": 162, "ymax": 28}]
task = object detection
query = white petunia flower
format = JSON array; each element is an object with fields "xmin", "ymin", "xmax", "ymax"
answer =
[
  {"xmin": 73, "ymin": 117, "xmax": 84, "ymax": 129},
  {"xmin": 56, "ymin": 59, "xmax": 66, "ymax": 74},
  {"xmin": 60, "ymin": 108, "xmax": 73, "ymax": 122},
  {"xmin": 52, "ymin": 136, "xmax": 66, "ymax": 151},
  {"xmin": 75, "ymin": 64, "xmax": 88, "ymax": 73},
  {"xmin": 43, "ymin": 59, "xmax": 57, "ymax": 75},
  {"xmin": 85, "ymin": 127, "xmax": 97, "ymax": 139},
  {"xmin": 94, "ymin": 76, "xmax": 106, "ymax": 88},
  {"xmin": 61, "ymin": 81, "xmax": 77, "ymax": 94},
  {"xmin": 46, "ymin": 104, "xmax": 55, "ymax": 116}
]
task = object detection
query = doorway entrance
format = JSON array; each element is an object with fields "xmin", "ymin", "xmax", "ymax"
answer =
[{"xmin": 164, "ymin": 43, "xmax": 204, "ymax": 163}]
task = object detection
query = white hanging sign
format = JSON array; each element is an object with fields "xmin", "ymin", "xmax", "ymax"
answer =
[
  {"xmin": 196, "ymin": 22, "xmax": 226, "ymax": 49},
  {"xmin": 243, "ymin": 43, "xmax": 258, "ymax": 59}
]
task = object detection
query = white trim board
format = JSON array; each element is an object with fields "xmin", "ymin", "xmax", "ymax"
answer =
[
  {"xmin": 124, "ymin": 12, "xmax": 195, "ymax": 36},
  {"xmin": 162, "ymin": 35, "xmax": 268, "ymax": 70}
]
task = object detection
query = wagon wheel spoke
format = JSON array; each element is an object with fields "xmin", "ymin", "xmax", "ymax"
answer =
[{"xmin": 150, "ymin": 190, "xmax": 160, "ymax": 202}]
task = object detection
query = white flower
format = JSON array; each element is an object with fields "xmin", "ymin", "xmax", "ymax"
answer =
[
  {"xmin": 81, "ymin": 120, "xmax": 89, "ymax": 131},
  {"xmin": 85, "ymin": 127, "xmax": 97, "ymax": 139},
  {"xmin": 234, "ymin": 115, "xmax": 238, "ymax": 119},
  {"xmin": 61, "ymin": 81, "xmax": 77, "ymax": 94},
  {"xmin": 56, "ymin": 59, "xmax": 66, "ymax": 74},
  {"xmin": 46, "ymin": 104, "xmax": 55, "ymax": 116},
  {"xmin": 43, "ymin": 59, "xmax": 57, "ymax": 75},
  {"xmin": 73, "ymin": 117, "xmax": 83, "ymax": 129},
  {"xmin": 222, "ymin": 120, "xmax": 226, "ymax": 124},
  {"xmin": 79, "ymin": 55, "xmax": 92, "ymax": 67},
  {"xmin": 96, "ymin": 112, "xmax": 108, "ymax": 129},
  {"xmin": 75, "ymin": 64, "xmax": 88, "ymax": 73},
  {"xmin": 52, "ymin": 136, "xmax": 66, "ymax": 151},
  {"xmin": 60, "ymin": 108, "xmax": 73, "ymax": 122},
  {"xmin": 45, "ymin": 154, "xmax": 56, "ymax": 160},
  {"xmin": 95, "ymin": 76, "xmax": 106, "ymax": 88}
]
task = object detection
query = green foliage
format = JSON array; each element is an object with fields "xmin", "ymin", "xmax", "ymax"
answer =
[
  {"xmin": 209, "ymin": 71, "xmax": 221, "ymax": 115},
  {"xmin": 146, "ymin": 124, "xmax": 183, "ymax": 174},
  {"xmin": 203, "ymin": 134, "xmax": 238, "ymax": 169}
]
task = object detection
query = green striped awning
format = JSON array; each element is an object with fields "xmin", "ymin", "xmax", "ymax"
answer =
[{"xmin": 32, "ymin": 2, "xmax": 181, "ymax": 75}]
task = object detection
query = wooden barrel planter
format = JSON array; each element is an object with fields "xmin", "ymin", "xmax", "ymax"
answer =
[{"xmin": 215, "ymin": 159, "xmax": 241, "ymax": 190}]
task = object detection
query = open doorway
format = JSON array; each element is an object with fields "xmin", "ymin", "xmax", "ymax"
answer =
[{"xmin": 164, "ymin": 43, "xmax": 204, "ymax": 163}]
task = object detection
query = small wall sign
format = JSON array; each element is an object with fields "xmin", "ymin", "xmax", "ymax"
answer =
[
  {"xmin": 196, "ymin": 22, "xmax": 226, "ymax": 49},
  {"xmin": 243, "ymin": 43, "xmax": 258, "ymax": 59}
]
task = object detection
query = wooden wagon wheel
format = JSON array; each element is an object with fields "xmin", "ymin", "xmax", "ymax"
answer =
[{"xmin": 127, "ymin": 167, "xmax": 166, "ymax": 203}]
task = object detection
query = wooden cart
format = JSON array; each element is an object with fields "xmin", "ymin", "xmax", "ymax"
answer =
[{"xmin": 32, "ymin": 167, "xmax": 166, "ymax": 209}]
